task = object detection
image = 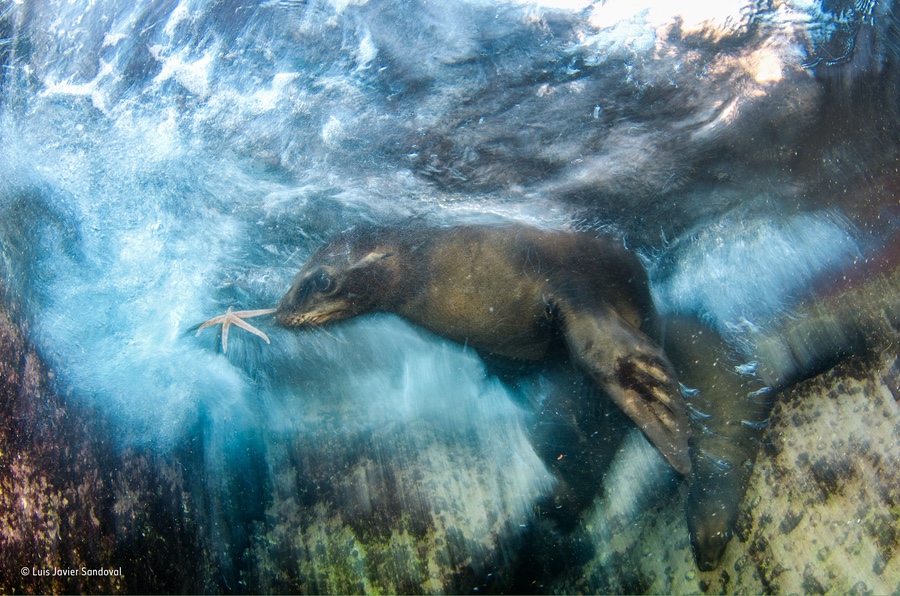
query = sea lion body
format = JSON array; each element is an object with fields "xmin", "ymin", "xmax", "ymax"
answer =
[{"xmin": 276, "ymin": 223, "xmax": 691, "ymax": 474}]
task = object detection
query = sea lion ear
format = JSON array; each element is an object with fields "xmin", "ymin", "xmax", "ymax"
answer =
[
  {"xmin": 560, "ymin": 303, "xmax": 692, "ymax": 475},
  {"xmin": 350, "ymin": 251, "xmax": 395, "ymax": 269}
]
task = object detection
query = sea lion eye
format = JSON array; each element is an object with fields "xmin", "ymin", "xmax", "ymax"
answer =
[{"xmin": 312, "ymin": 271, "xmax": 333, "ymax": 293}]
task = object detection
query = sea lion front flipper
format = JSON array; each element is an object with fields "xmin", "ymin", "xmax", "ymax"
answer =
[{"xmin": 560, "ymin": 304, "xmax": 691, "ymax": 475}]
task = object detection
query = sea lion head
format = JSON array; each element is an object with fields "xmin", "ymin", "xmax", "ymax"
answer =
[{"xmin": 275, "ymin": 226, "xmax": 404, "ymax": 328}]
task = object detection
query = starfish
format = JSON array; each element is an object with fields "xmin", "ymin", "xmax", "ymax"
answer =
[{"xmin": 195, "ymin": 307, "xmax": 277, "ymax": 354}]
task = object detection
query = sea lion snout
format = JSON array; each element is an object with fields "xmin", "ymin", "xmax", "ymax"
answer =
[
  {"xmin": 275, "ymin": 267, "xmax": 349, "ymax": 328},
  {"xmin": 275, "ymin": 234, "xmax": 404, "ymax": 328}
]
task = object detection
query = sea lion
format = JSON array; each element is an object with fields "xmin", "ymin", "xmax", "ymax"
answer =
[{"xmin": 197, "ymin": 223, "xmax": 691, "ymax": 474}]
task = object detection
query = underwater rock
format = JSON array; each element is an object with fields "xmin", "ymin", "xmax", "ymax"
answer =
[
  {"xmin": 714, "ymin": 353, "xmax": 900, "ymax": 594},
  {"xmin": 0, "ymin": 291, "xmax": 216, "ymax": 594},
  {"xmin": 542, "ymin": 352, "xmax": 900, "ymax": 594}
]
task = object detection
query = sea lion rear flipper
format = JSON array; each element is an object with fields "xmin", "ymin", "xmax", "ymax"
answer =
[{"xmin": 561, "ymin": 304, "xmax": 692, "ymax": 475}]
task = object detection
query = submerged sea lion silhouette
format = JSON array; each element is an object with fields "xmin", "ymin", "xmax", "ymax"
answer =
[{"xmin": 197, "ymin": 223, "xmax": 691, "ymax": 474}]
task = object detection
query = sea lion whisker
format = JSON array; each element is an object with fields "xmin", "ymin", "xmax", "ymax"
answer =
[
  {"xmin": 303, "ymin": 325, "xmax": 334, "ymax": 350},
  {"xmin": 303, "ymin": 329, "xmax": 328, "ymax": 352},
  {"xmin": 312, "ymin": 325, "xmax": 344, "ymax": 344}
]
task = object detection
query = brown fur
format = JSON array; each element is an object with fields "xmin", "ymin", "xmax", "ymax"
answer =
[{"xmin": 276, "ymin": 223, "xmax": 691, "ymax": 474}]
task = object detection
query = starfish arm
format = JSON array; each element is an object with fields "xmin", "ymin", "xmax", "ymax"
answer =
[
  {"xmin": 231, "ymin": 316, "xmax": 271, "ymax": 344},
  {"xmin": 195, "ymin": 314, "xmax": 226, "ymax": 335},
  {"xmin": 221, "ymin": 319, "xmax": 231, "ymax": 353}
]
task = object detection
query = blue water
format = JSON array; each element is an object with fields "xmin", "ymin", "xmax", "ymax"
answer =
[{"xmin": 0, "ymin": 0, "xmax": 894, "ymax": 591}]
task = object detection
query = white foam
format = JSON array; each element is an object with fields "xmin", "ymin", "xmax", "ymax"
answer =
[{"xmin": 653, "ymin": 210, "xmax": 862, "ymax": 334}]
